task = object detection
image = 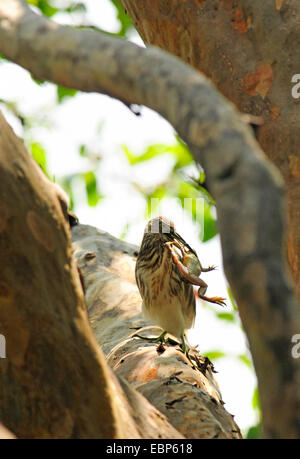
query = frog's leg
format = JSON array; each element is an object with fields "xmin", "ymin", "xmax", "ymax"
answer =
[
  {"xmin": 198, "ymin": 290, "xmax": 226, "ymax": 307},
  {"xmin": 201, "ymin": 265, "xmax": 216, "ymax": 272},
  {"xmin": 165, "ymin": 242, "xmax": 208, "ymax": 289}
]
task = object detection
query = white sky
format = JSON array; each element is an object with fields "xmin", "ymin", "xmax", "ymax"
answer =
[{"xmin": 0, "ymin": 0, "xmax": 258, "ymax": 434}]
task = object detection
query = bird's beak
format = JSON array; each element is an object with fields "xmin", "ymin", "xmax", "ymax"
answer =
[
  {"xmin": 173, "ymin": 231, "xmax": 187, "ymax": 245},
  {"xmin": 173, "ymin": 231, "xmax": 197, "ymax": 256}
]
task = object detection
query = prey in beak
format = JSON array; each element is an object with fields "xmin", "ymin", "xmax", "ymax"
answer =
[{"xmin": 165, "ymin": 233, "xmax": 226, "ymax": 307}]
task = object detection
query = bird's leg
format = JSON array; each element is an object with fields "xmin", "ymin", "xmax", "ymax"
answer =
[
  {"xmin": 198, "ymin": 290, "xmax": 226, "ymax": 307},
  {"xmin": 133, "ymin": 330, "xmax": 167, "ymax": 344},
  {"xmin": 180, "ymin": 333, "xmax": 195, "ymax": 365},
  {"xmin": 180, "ymin": 333, "xmax": 189, "ymax": 356}
]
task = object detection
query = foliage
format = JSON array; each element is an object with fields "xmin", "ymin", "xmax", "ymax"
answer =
[
  {"xmin": 27, "ymin": 0, "xmax": 87, "ymax": 18},
  {"xmin": 246, "ymin": 423, "xmax": 261, "ymax": 439},
  {"xmin": 109, "ymin": 0, "xmax": 133, "ymax": 37},
  {"xmin": 123, "ymin": 138, "xmax": 218, "ymax": 242},
  {"xmin": 26, "ymin": 0, "xmax": 133, "ymax": 38},
  {"xmin": 29, "ymin": 141, "xmax": 49, "ymax": 176},
  {"xmin": 57, "ymin": 85, "xmax": 78, "ymax": 103}
]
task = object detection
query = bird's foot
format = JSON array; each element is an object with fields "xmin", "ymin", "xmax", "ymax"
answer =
[{"xmin": 133, "ymin": 330, "xmax": 167, "ymax": 344}]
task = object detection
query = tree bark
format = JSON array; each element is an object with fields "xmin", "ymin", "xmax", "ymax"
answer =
[
  {"xmin": 119, "ymin": 0, "xmax": 300, "ymax": 299},
  {"xmin": 71, "ymin": 223, "xmax": 241, "ymax": 439},
  {"xmin": 0, "ymin": 111, "xmax": 183, "ymax": 439},
  {"xmin": 0, "ymin": 0, "xmax": 300, "ymax": 438}
]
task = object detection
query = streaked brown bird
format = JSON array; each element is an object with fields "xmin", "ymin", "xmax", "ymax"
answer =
[{"xmin": 135, "ymin": 216, "xmax": 225, "ymax": 357}]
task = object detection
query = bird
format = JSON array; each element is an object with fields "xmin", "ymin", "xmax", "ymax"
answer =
[{"xmin": 135, "ymin": 216, "xmax": 225, "ymax": 358}]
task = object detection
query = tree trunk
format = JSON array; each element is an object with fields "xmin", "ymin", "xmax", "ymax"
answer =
[{"xmin": 120, "ymin": 0, "xmax": 300, "ymax": 299}]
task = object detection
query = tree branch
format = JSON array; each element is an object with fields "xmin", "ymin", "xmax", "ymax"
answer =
[
  {"xmin": 72, "ymin": 223, "xmax": 241, "ymax": 439},
  {"xmin": 0, "ymin": 0, "xmax": 299, "ymax": 437}
]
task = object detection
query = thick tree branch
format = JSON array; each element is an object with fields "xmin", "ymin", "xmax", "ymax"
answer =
[
  {"xmin": 72, "ymin": 223, "xmax": 241, "ymax": 439},
  {"xmin": 0, "ymin": 0, "xmax": 300, "ymax": 438}
]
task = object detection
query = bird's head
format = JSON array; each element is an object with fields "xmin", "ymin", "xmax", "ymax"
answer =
[
  {"xmin": 143, "ymin": 216, "xmax": 196, "ymax": 254},
  {"xmin": 145, "ymin": 216, "xmax": 175, "ymax": 239}
]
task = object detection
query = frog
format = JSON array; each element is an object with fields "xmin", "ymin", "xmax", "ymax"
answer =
[{"xmin": 165, "ymin": 239, "xmax": 226, "ymax": 307}]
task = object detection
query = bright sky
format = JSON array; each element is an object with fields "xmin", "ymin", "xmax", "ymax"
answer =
[{"xmin": 0, "ymin": 0, "xmax": 258, "ymax": 434}]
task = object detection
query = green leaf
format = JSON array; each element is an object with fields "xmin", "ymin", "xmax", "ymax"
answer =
[
  {"xmin": 176, "ymin": 182, "xmax": 218, "ymax": 242},
  {"xmin": 227, "ymin": 287, "xmax": 238, "ymax": 311},
  {"xmin": 123, "ymin": 141, "xmax": 193, "ymax": 169},
  {"xmin": 177, "ymin": 180, "xmax": 200, "ymax": 202},
  {"xmin": 147, "ymin": 186, "xmax": 166, "ymax": 201},
  {"xmin": 252, "ymin": 387, "xmax": 261, "ymax": 411},
  {"xmin": 145, "ymin": 186, "xmax": 166, "ymax": 217},
  {"xmin": 202, "ymin": 204, "xmax": 218, "ymax": 242},
  {"xmin": 36, "ymin": 0, "xmax": 59, "ymax": 17},
  {"xmin": 216, "ymin": 312, "xmax": 235, "ymax": 322},
  {"xmin": 110, "ymin": 0, "xmax": 133, "ymax": 37},
  {"xmin": 122, "ymin": 145, "xmax": 135, "ymax": 164},
  {"xmin": 204, "ymin": 351, "xmax": 225, "ymax": 361},
  {"xmin": 30, "ymin": 142, "xmax": 48, "ymax": 176},
  {"xmin": 173, "ymin": 135, "xmax": 194, "ymax": 169},
  {"xmin": 119, "ymin": 222, "xmax": 130, "ymax": 240},
  {"xmin": 123, "ymin": 144, "xmax": 167, "ymax": 165},
  {"xmin": 172, "ymin": 145, "xmax": 193, "ymax": 170},
  {"xmin": 57, "ymin": 85, "xmax": 78, "ymax": 103},
  {"xmin": 246, "ymin": 424, "xmax": 261, "ymax": 439},
  {"xmin": 82, "ymin": 171, "xmax": 102, "ymax": 207},
  {"xmin": 238, "ymin": 354, "xmax": 252, "ymax": 369},
  {"xmin": 27, "ymin": 0, "xmax": 86, "ymax": 16},
  {"xmin": 60, "ymin": 177, "xmax": 74, "ymax": 210},
  {"xmin": 79, "ymin": 145, "xmax": 87, "ymax": 157},
  {"xmin": 197, "ymin": 186, "xmax": 216, "ymax": 206},
  {"xmin": 65, "ymin": 2, "xmax": 86, "ymax": 13},
  {"xmin": 30, "ymin": 74, "xmax": 46, "ymax": 85}
]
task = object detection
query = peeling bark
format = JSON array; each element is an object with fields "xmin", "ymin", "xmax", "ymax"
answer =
[{"xmin": 0, "ymin": 0, "xmax": 299, "ymax": 438}]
